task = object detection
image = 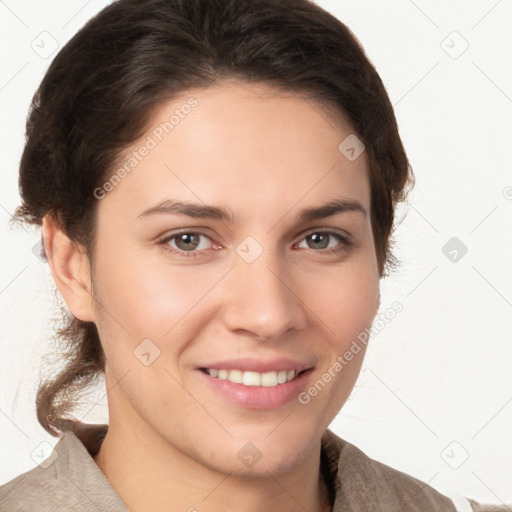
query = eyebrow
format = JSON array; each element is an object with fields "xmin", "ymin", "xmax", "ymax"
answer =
[{"xmin": 136, "ymin": 197, "xmax": 367, "ymax": 223}]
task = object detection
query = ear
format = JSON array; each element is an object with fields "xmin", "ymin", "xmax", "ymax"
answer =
[{"xmin": 41, "ymin": 214, "xmax": 95, "ymax": 323}]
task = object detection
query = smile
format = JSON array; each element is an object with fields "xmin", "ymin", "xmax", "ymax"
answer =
[{"xmin": 202, "ymin": 368, "xmax": 300, "ymax": 387}]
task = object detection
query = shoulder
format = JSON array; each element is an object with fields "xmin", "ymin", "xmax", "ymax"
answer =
[
  {"xmin": 0, "ymin": 425, "xmax": 128, "ymax": 512},
  {"xmin": 467, "ymin": 499, "xmax": 512, "ymax": 512},
  {"xmin": 321, "ymin": 428, "xmax": 456, "ymax": 511},
  {"xmin": 321, "ymin": 429, "xmax": 511, "ymax": 512},
  {"xmin": 0, "ymin": 434, "xmax": 80, "ymax": 511},
  {"xmin": 0, "ymin": 462, "xmax": 56, "ymax": 511}
]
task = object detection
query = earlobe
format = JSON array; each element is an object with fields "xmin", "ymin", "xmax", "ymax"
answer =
[{"xmin": 41, "ymin": 214, "xmax": 95, "ymax": 323}]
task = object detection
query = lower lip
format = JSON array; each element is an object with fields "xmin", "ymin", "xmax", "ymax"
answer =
[{"xmin": 197, "ymin": 369, "xmax": 314, "ymax": 410}]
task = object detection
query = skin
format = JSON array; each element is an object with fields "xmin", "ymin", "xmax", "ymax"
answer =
[{"xmin": 43, "ymin": 80, "xmax": 380, "ymax": 512}]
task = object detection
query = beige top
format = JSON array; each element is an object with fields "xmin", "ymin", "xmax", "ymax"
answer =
[{"xmin": 0, "ymin": 424, "xmax": 509, "ymax": 511}]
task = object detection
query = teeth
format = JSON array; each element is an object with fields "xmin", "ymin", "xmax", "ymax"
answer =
[
  {"xmin": 277, "ymin": 370, "xmax": 288, "ymax": 384},
  {"xmin": 243, "ymin": 371, "xmax": 261, "ymax": 386},
  {"xmin": 229, "ymin": 369, "xmax": 243, "ymax": 384},
  {"xmin": 261, "ymin": 371, "xmax": 278, "ymax": 387},
  {"xmin": 205, "ymin": 368, "xmax": 298, "ymax": 387}
]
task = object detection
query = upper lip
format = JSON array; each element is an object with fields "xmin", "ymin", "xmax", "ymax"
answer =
[{"xmin": 197, "ymin": 357, "xmax": 314, "ymax": 373}]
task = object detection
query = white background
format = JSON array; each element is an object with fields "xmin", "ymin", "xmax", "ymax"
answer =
[{"xmin": 1, "ymin": 0, "xmax": 511, "ymax": 506}]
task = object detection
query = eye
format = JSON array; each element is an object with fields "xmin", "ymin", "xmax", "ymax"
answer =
[
  {"xmin": 158, "ymin": 231, "xmax": 215, "ymax": 258},
  {"xmin": 296, "ymin": 230, "xmax": 351, "ymax": 253},
  {"xmin": 157, "ymin": 228, "xmax": 352, "ymax": 259},
  {"xmin": 171, "ymin": 233, "xmax": 208, "ymax": 251}
]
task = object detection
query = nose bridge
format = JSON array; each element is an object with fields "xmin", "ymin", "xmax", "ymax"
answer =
[{"xmin": 222, "ymin": 237, "xmax": 307, "ymax": 339}]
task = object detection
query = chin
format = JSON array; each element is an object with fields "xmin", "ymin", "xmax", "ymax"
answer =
[
  {"xmin": 214, "ymin": 427, "xmax": 319, "ymax": 477},
  {"xmin": 205, "ymin": 446, "xmax": 311, "ymax": 478}
]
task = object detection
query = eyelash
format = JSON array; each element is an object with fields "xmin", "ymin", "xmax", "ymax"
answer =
[{"xmin": 157, "ymin": 229, "xmax": 352, "ymax": 259}]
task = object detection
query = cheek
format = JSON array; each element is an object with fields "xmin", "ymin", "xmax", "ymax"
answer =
[
  {"xmin": 301, "ymin": 269, "xmax": 378, "ymax": 419},
  {"xmin": 92, "ymin": 241, "xmax": 193, "ymax": 334},
  {"xmin": 90, "ymin": 242, "xmax": 226, "ymax": 376},
  {"xmin": 313, "ymin": 264, "xmax": 379, "ymax": 349}
]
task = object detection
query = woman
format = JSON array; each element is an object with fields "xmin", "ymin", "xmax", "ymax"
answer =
[{"xmin": 0, "ymin": 0, "xmax": 508, "ymax": 510}]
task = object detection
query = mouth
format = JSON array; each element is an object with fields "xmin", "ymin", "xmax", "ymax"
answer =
[
  {"xmin": 197, "ymin": 365, "xmax": 314, "ymax": 410},
  {"xmin": 199, "ymin": 367, "xmax": 309, "ymax": 387}
]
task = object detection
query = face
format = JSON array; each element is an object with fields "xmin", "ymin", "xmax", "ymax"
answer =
[{"xmin": 88, "ymin": 80, "xmax": 380, "ymax": 476}]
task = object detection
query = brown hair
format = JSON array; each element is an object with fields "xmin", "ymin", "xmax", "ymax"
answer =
[{"xmin": 10, "ymin": 0, "xmax": 413, "ymax": 437}]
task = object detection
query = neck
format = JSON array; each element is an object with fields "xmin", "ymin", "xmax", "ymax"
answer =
[{"xmin": 93, "ymin": 412, "xmax": 331, "ymax": 512}]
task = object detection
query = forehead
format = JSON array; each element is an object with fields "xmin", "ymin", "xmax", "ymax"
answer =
[{"xmin": 98, "ymin": 81, "xmax": 371, "ymax": 224}]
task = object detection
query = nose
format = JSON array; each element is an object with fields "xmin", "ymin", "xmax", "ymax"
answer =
[{"xmin": 221, "ymin": 246, "xmax": 308, "ymax": 341}]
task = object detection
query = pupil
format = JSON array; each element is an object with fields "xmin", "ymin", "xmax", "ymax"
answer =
[
  {"xmin": 310, "ymin": 233, "xmax": 328, "ymax": 249},
  {"xmin": 178, "ymin": 233, "xmax": 199, "ymax": 250}
]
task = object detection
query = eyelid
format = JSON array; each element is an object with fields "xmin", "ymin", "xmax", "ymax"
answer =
[{"xmin": 296, "ymin": 226, "xmax": 352, "ymax": 243}]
